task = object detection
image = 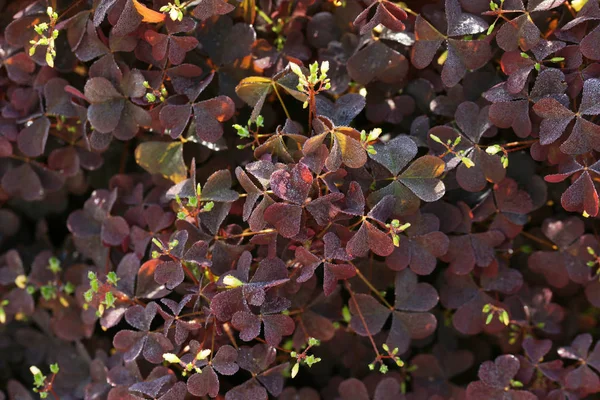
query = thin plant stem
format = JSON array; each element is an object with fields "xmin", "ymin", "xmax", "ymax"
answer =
[{"xmin": 272, "ymin": 83, "xmax": 291, "ymax": 120}]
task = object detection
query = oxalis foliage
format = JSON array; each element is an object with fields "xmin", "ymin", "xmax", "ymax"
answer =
[{"xmin": 1, "ymin": 0, "xmax": 600, "ymax": 399}]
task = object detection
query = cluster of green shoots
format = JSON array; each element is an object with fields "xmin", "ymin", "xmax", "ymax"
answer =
[
  {"xmin": 368, "ymin": 343, "xmax": 404, "ymax": 374},
  {"xmin": 388, "ymin": 219, "xmax": 411, "ymax": 247},
  {"xmin": 360, "ymin": 128, "xmax": 382, "ymax": 155},
  {"xmin": 30, "ymin": 363, "xmax": 59, "ymax": 398},
  {"xmin": 160, "ymin": 0, "xmax": 186, "ymax": 21},
  {"xmin": 290, "ymin": 337, "xmax": 322, "ymax": 379},
  {"xmin": 429, "ymin": 134, "xmax": 475, "ymax": 168},
  {"xmin": 29, "ymin": 7, "xmax": 59, "ymax": 68},
  {"xmin": 586, "ymin": 247, "xmax": 600, "ymax": 278},
  {"xmin": 485, "ymin": 144, "xmax": 509, "ymax": 168},
  {"xmin": 430, "ymin": 134, "xmax": 510, "ymax": 169},
  {"xmin": 15, "ymin": 257, "xmax": 75, "ymax": 312},
  {"xmin": 234, "ymin": 115, "xmax": 265, "ymax": 150},
  {"xmin": 163, "ymin": 348, "xmax": 211, "ymax": 376},
  {"xmin": 290, "ymin": 61, "xmax": 331, "ymax": 108},
  {"xmin": 483, "ymin": 303, "xmax": 510, "ymax": 326},
  {"xmin": 143, "ymin": 81, "xmax": 169, "ymax": 104},
  {"xmin": 174, "ymin": 183, "xmax": 214, "ymax": 222},
  {"xmin": 55, "ymin": 115, "xmax": 79, "ymax": 134},
  {"xmin": 519, "ymin": 52, "xmax": 565, "ymax": 72},
  {"xmin": 83, "ymin": 271, "xmax": 120, "ymax": 317},
  {"xmin": 0, "ymin": 299, "xmax": 9, "ymax": 324}
]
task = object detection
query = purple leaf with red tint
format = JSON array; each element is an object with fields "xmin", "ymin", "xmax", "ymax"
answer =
[
  {"xmin": 113, "ymin": 302, "xmax": 174, "ymax": 363},
  {"xmin": 350, "ymin": 270, "xmax": 437, "ymax": 354},
  {"xmin": 353, "ymin": 0, "xmax": 407, "ymax": 35},
  {"xmin": 386, "ymin": 213, "xmax": 449, "ymax": 275},
  {"xmin": 191, "ymin": 0, "xmax": 235, "ymax": 21},
  {"xmin": 534, "ymin": 78, "xmax": 600, "ymax": 154},
  {"xmin": 466, "ymin": 355, "xmax": 537, "ymax": 400},
  {"xmin": 528, "ymin": 217, "xmax": 594, "ymax": 287},
  {"xmin": 347, "ymin": 196, "xmax": 395, "ymax": 257},
  {"xmin": 296, "ymin": 232, "xmax": 354, "ymax": 295},
  {"xmin": 347, "ymin": 41, "xmax": 408, "ymax": 85},
  {"xmin": 545, "ymin": 157, "xmax": 600, "ymax": 216},
  {"xmin": 17, "ymin": 117, "xmax": 50, "ymax": 158},
  {"xmin": 473, "ymin": 178, "xmax": 533, "ymax": 239},
  {"xmin": 440, "ymin": 270, "xmax": 507, "ymax": 335},
  {"xmin": 387, "ymin": 269, "xmax": 438, "ymax": 353},
  {"xmin": 517, "ymin": 337, "xmax": 563, "ymax": 384},
  {"xmin": 558, "ymin": 334, "xmax": 600, "ymax": 393},
  {"xmin": 193, "ymin": 96, "xmax": 235, "ymax": 143}
]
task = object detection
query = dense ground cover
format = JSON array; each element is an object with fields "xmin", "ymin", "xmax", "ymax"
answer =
[{"xmin": 0, "ymin": 0, "xmax": 600, "ymax": 398}]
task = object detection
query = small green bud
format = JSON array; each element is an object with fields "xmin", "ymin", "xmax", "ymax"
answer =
[
  {"xmin": 163, "ymin": 353, "xmax": 181, "ymax": 363},
  {"xmin": 107, "ymin": 271, "xmax": 120, "ymax": 286},
  {"xmin": 203, "ymin": 201, "xmax": 215, "ymax": 212},
  {"xmin": 429, "ymin": 134, "xmax": 443, "ymax": 144},
  {"xmin": 196, "ymin": 349, "xmax": 211, "ymax": 360},
  {"xmin": 223, "ymin": 275, "xmax": 244, "ymax": 288},
  {"xmin": 486, "ymin": 144, "xmax": 503, "ymax": 155},
  {"xmin": 520, "ymin": 52, "xmax": 530, "ymax": 59},
  {"xmin": 368, "ymin": 363, "xmax": 375, "ymax": 371},
  {"xmin": 84, "ymin": 289, "xmax": 94, "ymax": 303},
  {"xmin": 152, "ymin": 238, "xmax": 164, "ymax": 250},
  {"xmin": 320, "ymin": 60, "xmax": 329, "ymax": 75},
  {"xmin": 379, "ymin": 364, "xmax": 389, "ymax": 374},
  {"xmin": 50, "ymin": 363, "xmax": 59, "ymax": 374},
  {"xmin": 291, "ymin": 362, "xmax": 300, "ymax": 378},
  {"xmin": 103, "ymin": 292, "xmax": 115, "ymax": 309},
  {"xmin": 177, "ymin": 212, "xmax": 187, "ymax": 220},
  {"xmin": 63, "ymin": 282, "xmax": 75, "ymax": 295},
  {"xmin": 45, "ymin": 52, "xmax": 54, "ymax": 68},
  {"xmin": 289, "ymin": 62, "xmax": 303, "ymax": 78},
  {"xmin": 342, "ymin": 306, "xmax": 351, "ymax": 323},
  {"xmin": 461, "ymin": 157, "xmax": 475, "ymax": 168}
]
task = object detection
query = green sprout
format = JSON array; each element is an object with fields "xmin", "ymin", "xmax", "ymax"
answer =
[
  {"xmin": 30, "ymin": 363, "xmax": 59, "ymax": 398},
  {"xmin": 290, "ymin": 61, "xmax": 331, "ymax": 108},
  {"xmin": 429, "ymin": 134, "xmax": 478, "ymax": 169},
  {"xmin": 483, "ymin": 303, "xmax": 510, "ymax": 326},
  {"xmin": 361, "ymin": 128, "xmax": 382, "ymax": 155},
  {"xmin": 160, "ymin": 0, "xmax": 185, "ymax": 21},
  {"xmin": 173, "ymin": 183, "xmax": 215, "ymax": 222},
  {"xmin": 0, "ymin": 299, "xmax": 8, "ymax": 324},
  {"xmin": 387, "ymin": 219, "xmax": 411, "ymax": 247},
  {"xmin": 29, "ymin": 7, "xmax": 60, "ymax": 68},
  {"xmin": 290, "ymin": 337, "xmax": 322, "ymax": 379},
  {"xmin": 234, "ymin": 115, "xmax": 265, "ymax": 150}
]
